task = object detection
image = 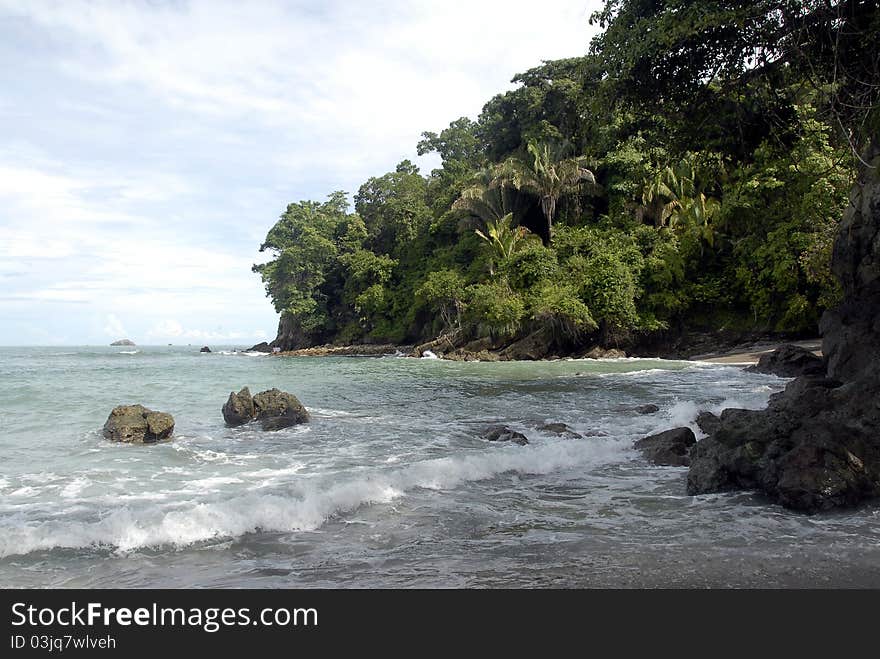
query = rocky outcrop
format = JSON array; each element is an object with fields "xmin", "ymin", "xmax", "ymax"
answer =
[
  {"xmin": 102, "ymin": 405, "xmax": 174, "ymax": 443},
  {"xmin": 200, "ymin": 346, "xmax": 212, "ymax": 353},
  {"xmin": 500, "ymin": 330, "xmax": 553, "ymax": 361},
  {"xmin": 481, "ymin": 425, "xmax": 529, "ymax": 446},
  {"xmin": 819, "ymin": 141, "xmax": 880, "ymax": 381},
  {"xmin": 687, "ymin": 141, "xmax": 880, "ymax": 512},
  {"xmin": 635, "ymin": 427, "xmax": 696, "ymax": 466},
  {"xmin": 687, "ymin": 375, "xmax": 880, "ymax": 511},
  {"xmin": 247, "ymin": 342, "xmax": 272, "ymax": 353},
  {"xmin": 222, "ymin": 387, "xmax": 309, "ymax": 430},
  {"xmin": 110, "ymin": 339, "xmax": 135, "ymax": 346},
  {"xmin": 745, "ymin": 344, "xmax": 824, "ymax": 377}
]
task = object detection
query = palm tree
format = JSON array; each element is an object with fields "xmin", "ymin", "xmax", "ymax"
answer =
[
  {"xmin": 474, "ymin": 213, "xmax": 531, "ymax": 273},
  {"xmin": 496, "ymin": 140, "xmax": 596, "ymax": 244}
]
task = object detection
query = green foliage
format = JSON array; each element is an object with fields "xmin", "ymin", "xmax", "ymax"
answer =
[
  {"xmin": 464, "ymin": 281, "xmax": 526, "ymax": 338},
  {"xmin": 416, "ymin": 269, "xmax": 467, "ymax": 331},
  {"xmin": 254, "ymin": 2, "xmax": 869, "ymax": 349},
  {"xmin": 355, "ymin": 160, "xmax": 431, "ymax": 256}
]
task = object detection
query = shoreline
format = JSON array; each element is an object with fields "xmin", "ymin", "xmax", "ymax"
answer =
[{"xmin": 269, "ymin": 338, "xmax": 824, "ymax": 365}]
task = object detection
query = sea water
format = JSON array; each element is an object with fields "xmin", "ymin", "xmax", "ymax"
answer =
[{"xmin": 1, "ymin": 346, "xmax": 878, "ymax": 588}]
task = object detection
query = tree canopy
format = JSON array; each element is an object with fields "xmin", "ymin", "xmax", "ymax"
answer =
[{"xmin": 254, "ymin": 0, "xmax": 876, "ymax": 351}]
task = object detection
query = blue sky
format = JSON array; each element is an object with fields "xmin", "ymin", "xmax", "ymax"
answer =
[{"xmin": 0, "ymin": 0, "xmax": 601, "ymax": 345}]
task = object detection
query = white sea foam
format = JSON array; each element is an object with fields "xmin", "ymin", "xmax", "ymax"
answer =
[
  {"xmin": 421, "ymin": 350, "xmax": 439, "ymax": 359},
  {"xmin": 60, "ymin": 477, "xmax": 91, "ymax": 499},
  {"xmin": 0, "ymin": 437, "xmax": 632, "ymax": 557},
  {"xmin": 117, "ymin": 350, "xmax": 139, "ymax": 355}
]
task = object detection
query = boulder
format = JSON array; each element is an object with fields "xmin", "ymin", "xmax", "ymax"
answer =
[
  {"xmin": 537, "ymin": 422, "xmax": 583, "ymax": 439},
  {"xmin": 481, "ymin": 425, "xmax": 529, "ymax": 446},
  {"xmin": 500, "ymin": 330, "xmax": 552, "ymax": 361},
  {"xmin": 222, "ymin": 387, "xmax": 255, "ymax": 427},
  {"xmin": 634, "ymin": 427, "xmax": 696, "ymax": 466},
  {"xmin": 200, "ymin": 346, "xmax": 212, "ymax": 353},
  {"xmin": 583, "ymin": 346, "xmax": 627, "ymax": 359},
  {"xmin": 695, "ymin": 411, "xmax": 721, "ymax": 436},
  {"xmin": 253, "ymin": 388, "xmax": 310, "ymax": 430},
  {"xmin": 745, "ymin": 344, "xmax": 824, "ymax": 377},
  {"xmin": 636, "ymin": 404, "xmax": 660, "ymax": 415},
  {"xmin": 103, "ymin": 404, "xmax": 174, "ymax": 443}
]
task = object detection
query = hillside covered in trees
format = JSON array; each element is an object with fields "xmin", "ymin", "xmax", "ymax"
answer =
[{"xmin": 253, "ymin": 0, "xmax": 879, "ymax": 356}]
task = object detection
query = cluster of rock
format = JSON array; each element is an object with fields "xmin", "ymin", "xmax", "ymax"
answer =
[
  {"xmin": 635, "ymin": 143, "xmax": 880, "ymax": 513},
  {"xmin": 222, "ymin": 387, "xmax": 309, "ymax": 430},
  {"xmin": 110, "ymin": 339, "xmax": 135, "ymax": 346},
  {"xmin": 101, "ymin": 388, "xmax": 309, "ymax": 444},
  {"xmin": 479, "ymin": 421, "xmax": 588, "ymax": 446}
]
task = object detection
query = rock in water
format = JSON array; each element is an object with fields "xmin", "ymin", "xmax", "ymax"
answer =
[
  {"xmin": 252, "ymin": 388, "xmax": 310, "ymax": 430},
  {"xmin": 222, "ymin": 387, "xmax": 309, "ymax": 430},
  {"xmin": 110, "ymin": 339, "xmax": 135, "ymax": 346},
  {"xmin": 687, "ymin": 142, "xmax": 880, "ymax": 512},
  {"xmin": 200, "ymin": 346, "xmax": 212, "ymax": 353},
  {"xmin": 745, "ymin": 344, "xmax": 824, "ymax": 377},
  {"xmin": 537, "ymin": 422, "xmax": 582, "ymax": 439},
  {"xmin": 695, "ymin": 411, "xmax": 721, "ymax": 436},
  {"xmin": 687, "ymin": 375, "xmax": 880, "ymax": 511},
  {"xmin": 481, "ymin": 425, "xmax": 529, "ymax": 446},
  {"xmin": 222, "ymin": 387, "xmax": 255, "ymax": 427},
  {"xmin": 247, "ymin": 342, "xmax": 272, "ymax": 353},
  {"xmin": 103, "ymin": 405, "xmax": 174, "ymax": 443},
  {"xmin": 636, "ymin": 404, "xmax": 660, "ymax": 415},
  {"xmin": 635, "ymin": 427, "xmax": 696, "ymax": 466}
]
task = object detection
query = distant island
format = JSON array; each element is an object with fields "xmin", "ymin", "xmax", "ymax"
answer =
[{"xmin": 110, "ymin": 339, "xmax": 136, "ymax": 346}]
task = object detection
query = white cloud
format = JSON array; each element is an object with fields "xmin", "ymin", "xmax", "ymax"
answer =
[
  {"xmin": 146, "ymin": 319, "xmax": 267, "ymax": 343},
  {"xmin": 0, "ymin": 0, "xmax": 603, "ymax": 344},
  {"xmin": 103, "ymin": 313, "xmax": 127, "ymax": 338}
]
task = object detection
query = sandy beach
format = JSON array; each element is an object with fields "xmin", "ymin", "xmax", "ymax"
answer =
[{"xmin": 689, "ymin": 339, "xmax": 823, "ymax": 365}]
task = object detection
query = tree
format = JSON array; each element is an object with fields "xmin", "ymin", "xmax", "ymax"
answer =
[
  {"xmin": 355, "ymin": 160, "xmax": 431, "ymax": 256},
  {"xmin": 497, "ymin": 140, "xmax": 596, "ymax": 244}
]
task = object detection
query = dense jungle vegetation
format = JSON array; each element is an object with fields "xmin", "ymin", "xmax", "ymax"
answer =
[{"xmin": 254, "ymin": 0, "xmax": 880, "ymax": 352}]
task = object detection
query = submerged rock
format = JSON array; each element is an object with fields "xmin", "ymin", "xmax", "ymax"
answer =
[
  {"xmin": 481, "ymin": 425, "xmax": 529, "ymax": 446},
  {"xmin": 636, "ymin": 404, "xmax": 660, "ymax": 415},
  {"xmin": 102, "ymin": 404, "xmax": 174, "ymax": 443},
  {"xmin": 635, "ymin": 427, "xmax": 696, "ymax": 466},
  {"xmin": 222, "ymin": 387, "xmax": 309, "ymax": 430},
  {"xmin": 537, "ymin": 422, "xmax": 583, "ymax": 439},
  {"xmin": 745, "ymin": 344, "xmax": 824, "ymax": 377}
]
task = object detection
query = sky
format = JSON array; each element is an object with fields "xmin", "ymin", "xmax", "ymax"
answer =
[{"xmin": 0, "ymin": 0, "xmax": 603, "ymax": 346}]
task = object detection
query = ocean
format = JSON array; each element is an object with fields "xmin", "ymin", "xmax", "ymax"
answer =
[{"xmin": 1, "ymin": 345, "xmax": 879, "ymax": 588}]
